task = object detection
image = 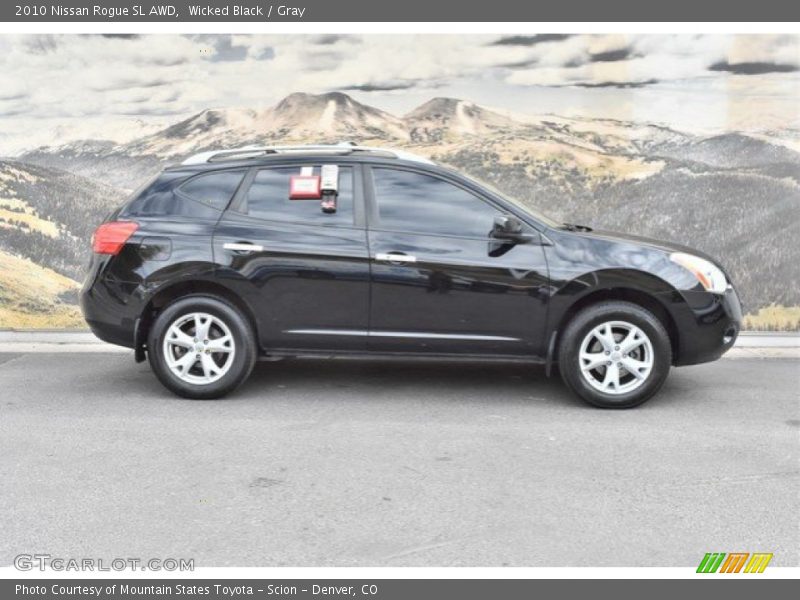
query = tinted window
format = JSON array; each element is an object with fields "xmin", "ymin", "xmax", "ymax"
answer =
[
  {"xmin": 178, "ymin": 170, "xmax": 245, "ymax": 210},
  {"xmin": 243, "ymin": 166, "xmax": 354, "ymax": 225},
  {"xmin": 121, "ymin": 171, "xmax": 220, "ymax": 220},
  {"xmin": 372, "ymin": 168, "xmax": 499, "ymax": 238}
]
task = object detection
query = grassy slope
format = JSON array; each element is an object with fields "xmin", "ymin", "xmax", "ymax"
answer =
[
  {"xmin": 742, "ymin": 305, "xmax": 800, "ymax": 332},
  {"xmin": 0, "ymin": 250, "xmax": 83, "ymax": 328}
]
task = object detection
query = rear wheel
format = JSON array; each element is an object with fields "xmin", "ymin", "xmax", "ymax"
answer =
[
  {"xmin": 558, "ymin": 301, "xmax": 671, "ymax": 408},
  {"xmin": 147, "ymin": 295, "xmax": 256, "ymax": 399}
]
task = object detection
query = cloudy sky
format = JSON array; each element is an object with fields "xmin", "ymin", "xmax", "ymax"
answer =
[{"xmin": 0, "ymin": 34, "xmax": 798, "ymax": 152}]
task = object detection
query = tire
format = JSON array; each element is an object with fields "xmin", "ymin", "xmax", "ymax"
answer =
[
  {"xmin": 147, "ymin": 295, "xmax": 257, "ymax": 399},
  {"xmin": 558, "ymin": 301, "xmax": 671, "ymax": 408}
]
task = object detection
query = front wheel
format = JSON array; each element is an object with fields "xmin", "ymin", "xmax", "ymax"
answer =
[
  {"xmin": 558, "ymin": 301, "xmax": 672, "ymax": 408},
  {"xmin": 147, "ymin": 295, "xmax": 257, "ymax": 399}
]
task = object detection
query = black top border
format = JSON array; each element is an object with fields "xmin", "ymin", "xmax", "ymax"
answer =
[{"xmin": 3, "ymin": 0, "xmax": 800, "ymax": 22}]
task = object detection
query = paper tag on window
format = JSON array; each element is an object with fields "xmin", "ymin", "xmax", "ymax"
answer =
[
  {"xmin": 289, "ymin": 175, "xmax": 321, "ymax": 199},
  {"xmin": 300, "ymin": 166, "xmax": 313, "ymax": 176},
  {"xmin": 321, "ymin": 164, "xmax": 339, "ymax": 192}
]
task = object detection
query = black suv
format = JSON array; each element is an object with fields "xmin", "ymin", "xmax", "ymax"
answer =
[{"xmin": 81, "ymin": 144, "xmax": 741, "ymax": 408}]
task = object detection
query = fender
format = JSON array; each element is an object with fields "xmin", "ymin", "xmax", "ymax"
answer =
[
  {"xmin": 549, "ymin": 264, "xmax": 683, "ymax": 321},
  {"xmin": 539, "ymin": 219, "xmax": 708, "ymax": 368},
  {"xmin": 132, "ymin": 266, "xmax": 263, "ymax": 361}
]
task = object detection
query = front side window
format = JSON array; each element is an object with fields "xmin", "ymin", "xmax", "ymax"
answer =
[
  {"xmin": 243, "ymin": 165, "xmax": 354, "ymax": 226},
  {"xmin": 371, "ymin": 168, "xmax": 500, "ymax": 238}
]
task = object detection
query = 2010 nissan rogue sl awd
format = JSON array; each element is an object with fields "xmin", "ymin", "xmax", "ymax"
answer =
[{"xmin": 80, "ymin": 144, "xmax": 742, "ymax": 408}]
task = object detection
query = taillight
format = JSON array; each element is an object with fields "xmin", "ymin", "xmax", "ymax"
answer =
[{"xmin": 92, "ymin": 221, "xmax": 139, "ymax": 255}]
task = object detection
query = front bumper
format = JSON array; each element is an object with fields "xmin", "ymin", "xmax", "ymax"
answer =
[{"xmin": 663, "ymin": 285, "xmax": 742, "ymax": 366}]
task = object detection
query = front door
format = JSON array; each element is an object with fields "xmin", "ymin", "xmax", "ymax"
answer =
[
  {"xmin": 365, "ymin": 166, "xmax": 549, "ymax": 356},
  {"xmin": 214, "ymin": 162, "xmax": 370, "ymax": 352}
]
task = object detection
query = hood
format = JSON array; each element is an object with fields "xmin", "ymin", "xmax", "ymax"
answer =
[{"xmin": 573, "ymin": 227, "xmax": 723, "ymax": 265}]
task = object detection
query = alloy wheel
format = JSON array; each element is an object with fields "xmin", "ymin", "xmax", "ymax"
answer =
[
  {"xmin": 162, "ymin": 312, "xmax": 236, "ymax": 385},
  {"xmin": 578, "ymin": 320, "xmax": 654, "ymax": 395}
]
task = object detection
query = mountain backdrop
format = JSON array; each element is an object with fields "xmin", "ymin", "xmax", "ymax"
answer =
[{"xmin": 2, "ymin": 92, "xmax": 799, "ymax": 329}]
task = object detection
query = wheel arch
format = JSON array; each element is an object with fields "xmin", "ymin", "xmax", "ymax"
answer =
[
  {"xmin": 134, "ymin": 279, "xmax": 259, "ymax": 362},
  {"xmin": 546, "ymin": 273, "xmax": 681, "ymax": 372}
]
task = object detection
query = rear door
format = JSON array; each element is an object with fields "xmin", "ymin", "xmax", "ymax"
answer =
[
  {"xmin": 213, "ymin": 161, "xmax": 370, "ymax": 352},
  {"xmin": 364, "ymin": 165, "xmax": 549, "ymax": 356}
]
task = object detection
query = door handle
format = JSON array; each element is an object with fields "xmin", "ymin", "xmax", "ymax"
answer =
[
  {"xmin": 223, "ymin": 242, "xmax": 264, "ymax": 253},
  {"xmin": 375, "ymin": 252, "xmax": 417, "ymax": 264}
]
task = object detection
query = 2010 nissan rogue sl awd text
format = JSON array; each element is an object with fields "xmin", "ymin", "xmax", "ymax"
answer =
[{"xmin": 80, "ymin": 144, "xmax": 742, "ymax": 408}]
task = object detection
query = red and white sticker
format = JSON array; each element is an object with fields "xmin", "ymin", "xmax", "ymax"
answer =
[{"xmin": 289, "ymin": 175, "xmax": 321, "ymax": 199}]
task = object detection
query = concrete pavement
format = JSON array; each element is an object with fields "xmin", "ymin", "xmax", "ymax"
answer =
[{"xmin": 0, "ymin": 351, "xmax": 797, "ymax": 567}]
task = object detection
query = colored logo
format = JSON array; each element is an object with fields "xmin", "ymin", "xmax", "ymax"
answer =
[{"xmin": 697, "ymin": 552, "xmax": 773, "ymax": 573}]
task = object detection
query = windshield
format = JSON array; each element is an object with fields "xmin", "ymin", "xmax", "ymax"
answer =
[{"xmin": 457, "ymin": 171, "xmax": 561, "ymax": 229}]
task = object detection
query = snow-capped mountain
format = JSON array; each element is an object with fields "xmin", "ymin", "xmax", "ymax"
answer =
[
  {"xmin": 124, "ymin": 92, "xmax": 409, "ymax": 158},
  {"xmin": 22, "ymin": 92, "xmax": 521, "ymax": 187},
  {"xmin": 266, "ymin": 92, "xmax": 408, "ymax": 142},
  {"xmin": 404, "ymin": 97, "xmax": 521, "ymax": 142},
  {"xmin": 22, "ymin": 91, "xmax": 695, "ymax": 167}
]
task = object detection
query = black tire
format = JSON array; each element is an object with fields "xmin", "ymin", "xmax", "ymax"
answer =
[
  {"xmin": 558, "ymin": 301, "xmax": 671, "ymax": 408},
  {"xmin": 147, "ymin": 295, "xmax": 257, "ymax": 399}
]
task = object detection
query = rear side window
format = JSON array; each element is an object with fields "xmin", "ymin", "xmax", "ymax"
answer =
[
  {"xmin": 121, "ymin": 170, "xmax": 244, "ymax": 219},
  {"xmin": 177, "ymin": 170, "xmax": 245, "ymax": 211},
  {"xmin": 241, "ymin": 165, "xmax": 354, "ymax": 226}
]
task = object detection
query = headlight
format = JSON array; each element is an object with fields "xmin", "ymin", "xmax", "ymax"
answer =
[{"xmin": 670, "ymin": 252, "xmax": 728, "ymax": 294}]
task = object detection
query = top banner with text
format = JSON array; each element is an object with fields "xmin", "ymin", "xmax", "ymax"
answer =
[{"xmin": 4, "ymin": 0, "xmax": 800, "ymax": 22}]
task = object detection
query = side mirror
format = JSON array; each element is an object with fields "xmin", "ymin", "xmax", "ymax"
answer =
[
  {"xmin": 494, "ymin": 215, "xmax": 522, "ymax": 234},
  {"xmin": 492, "ymin": 215, "xmax": 525, "ymax": 240}
]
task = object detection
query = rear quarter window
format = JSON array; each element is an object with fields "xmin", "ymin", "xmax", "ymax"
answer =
[
  {"xmin": 177, "ymin": 170, "xmax": 245, "ymax": 211},
  {"xmin": 121, "ymin": 170, "xmax": 244, "ymax": 219}
]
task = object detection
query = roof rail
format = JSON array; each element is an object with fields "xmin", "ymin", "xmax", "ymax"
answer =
[{"xmin": 181, "ymin": 143, "xmax": 434, "ymax": 166}]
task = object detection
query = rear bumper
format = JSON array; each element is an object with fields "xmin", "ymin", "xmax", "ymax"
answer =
[
  {"xmin": 664, "ymin": 285, "xmax": 742, "ymax": 366},
  {"xmin": 79, "ymin": 258, "xmax": 143, "ymax": 349}
]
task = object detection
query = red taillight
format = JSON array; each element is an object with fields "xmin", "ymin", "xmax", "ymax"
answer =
[{"xmin": 92, "ymin": 221, "xmax": 139, "ymax": 255}]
